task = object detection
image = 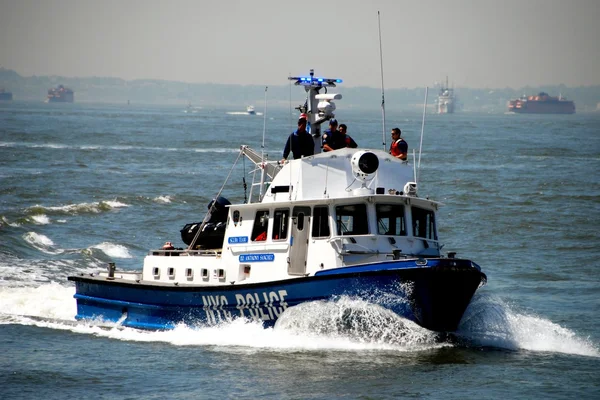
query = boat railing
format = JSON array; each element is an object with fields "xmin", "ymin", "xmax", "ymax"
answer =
[
  {"xmin": 149, "ymin": 249, "xmax": 222, "ymax": 257},
  {"xmin": 328, "ymin": 235, "xmax": 441, "ymax": 260},
  {"xmin": 328, "ymin": 236, "xmax": 382, "ymax": 255}
]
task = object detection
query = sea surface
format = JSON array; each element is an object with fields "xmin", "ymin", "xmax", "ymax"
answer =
[{"xmin": 1, "ymin": 100, "xmax": 599, "ymax": 399}]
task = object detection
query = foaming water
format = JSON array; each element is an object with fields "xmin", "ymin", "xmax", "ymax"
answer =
[
  {"xmin": 26, "ymin": 199, "xmax": 129, "ymax": 216},
  {"xmin": 154, "ymin": 195, "xmax": 172, "ymax": 203},
  {"xmin": 91, "ymin": 242, "xmax": 132, "ymax": 258},
  {"xmin": 31, "ymin": 214, "xmax": 50, "ymax": 225},
  {"xmin": 457, "ymin": 294, "xmax": 599, "ymax": 357},
  {"xmin": 0, "ymin": 283, "xmax": 77, "ymax": 322},
  {"xmin": 23, "ymin": 232, "xmax": 62, "ymax": 254},
  {"xmin": 0, "ymin": 253, "xmax": 104, "ymax": 288},
  {"xmin": 2, "ymin": 285, "xmax": 597, "ymax": 358},
  {"xmin": 1, "ymin": 293, "xmax": 445, "ymax": 353},
  {"xmin": 0, "ymin": 216, "xmax": 19, "ymax": 227},
  {"xmin": 274, "ymin": 297, "xmax": 445, "ymax": 351}
]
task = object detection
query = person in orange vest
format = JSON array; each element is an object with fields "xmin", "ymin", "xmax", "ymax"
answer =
[{"xmin": 389, "ymin": 128, "xmax": 407, "ymax": 161}]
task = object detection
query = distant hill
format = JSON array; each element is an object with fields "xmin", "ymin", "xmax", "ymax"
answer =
[{"xmin": 1, "ymin": 68, "xmax": 599, "ymax": 113}]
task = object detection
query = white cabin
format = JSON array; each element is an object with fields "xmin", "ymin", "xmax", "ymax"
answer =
[{"xmin": 141, "ymin": 148, "xmax": 442, "ymax": 287}]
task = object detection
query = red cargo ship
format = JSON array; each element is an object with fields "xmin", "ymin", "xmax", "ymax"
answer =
[
  {"xmin": 508, "ymin": 92, "xmax": 575, "ymax": 114},
  {"xmin": 46, "ymin": 85, "xmax": 74, "ymax": 103}
]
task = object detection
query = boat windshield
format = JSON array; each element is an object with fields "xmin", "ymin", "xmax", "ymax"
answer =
[
  {"xmin": 376, "ymin": 204, "xmax": 406, "ymax": 236},
  {"xmin": 411, "ymin": 207, "xmax": 437, "ymax": 240},
  {"xmin": 335, "ymin": 204, "xmax": 368, "ymax": 235}
]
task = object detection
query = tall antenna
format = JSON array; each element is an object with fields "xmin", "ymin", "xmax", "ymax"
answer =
[
  {"xmin": 377, "ymin": 11, "xmax": 387, "ymax": 150},
  {"xmin": 262, "ymin": 86, "xmax": 268, "ymax": 157},
  {"xmin": 288, "ymin": 72, "xmax": 293, "ymax": 129},
  {"xmin": 416, "ymin": 87, "xmax": 428, "ymax": 184},
  {"xmin": 259, "ymin": 86, "xmax": 268, "ymax": 201}
]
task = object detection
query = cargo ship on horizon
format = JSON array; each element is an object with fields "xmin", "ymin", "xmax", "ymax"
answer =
[
  {"xmin": 0, "ymin": 88, "xmax": 13, "ymax": 101},
  {"xmin": 46, "ymin": 85, "xmax": 74, "ymax": 103},
  {"xmin": 508, "ymin": 92, "xmax": 575, "ymax": 114}
]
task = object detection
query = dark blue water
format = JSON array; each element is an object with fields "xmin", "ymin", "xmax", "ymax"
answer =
[{"xmin": 1, "ymin": 101, "xmax": 599, "ymax": 399}]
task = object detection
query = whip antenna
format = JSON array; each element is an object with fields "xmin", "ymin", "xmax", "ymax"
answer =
[
  {"xmin": 262, "ymin": 86, "xmax": 268, "ymax": 158},
  {"xmin": 417, "ymin": 87, "xmax": 428, "ymax": 184},
  {"xmin": 378, "ymin": 11, "xmax": 387, "ymax": 150},
  {"xmin": 259, "ymin": 86, "xmax": 268, "ymax": 201}
]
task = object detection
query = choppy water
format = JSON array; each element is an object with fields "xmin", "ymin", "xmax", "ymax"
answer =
[{"xmin": 1, "ymin": 101, "xmax": 599, "ymax": 399}]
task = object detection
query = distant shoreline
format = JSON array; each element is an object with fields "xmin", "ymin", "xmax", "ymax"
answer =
[{"xmin": 2, "ymin": 68, "xmax": 599, "ymax": 112}]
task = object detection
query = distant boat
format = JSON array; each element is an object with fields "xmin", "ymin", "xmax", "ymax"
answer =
[
  {"xmin": 437, "ymin": 77, "xmax": 455, "ymax": 114},
  {"xmin": 46, "ymin": 85, "xmax": 74, "ymax": 103},
  {"xmin": 508, "ymin": 92, "xmax": 575, "ymax": 114},
  {"xmin": 0, "ymin": 88, "xmax": 13, "ymax": 101},
  {"xmin": 246, "ymin": 105, "xmax": 256, "ymax": 115},
  {"xmin": 184, "ymin": 102, "xmax": 201, "ymax": 113}
]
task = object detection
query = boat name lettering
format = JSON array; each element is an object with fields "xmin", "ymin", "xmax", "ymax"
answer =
[
  {"xmin": 228, "ymin": 236, "xmax": 249, "ymax": 244},
  {"xmin": 239, "ymin": 253, "xmax": 275, "ymax": 262},
  {"xmin": 201, "ymin": 290, "xmax": 289, "ymax": 323}
]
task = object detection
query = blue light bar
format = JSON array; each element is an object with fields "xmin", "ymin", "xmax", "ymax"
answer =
[{"xmin": 288, "ymin": 72, "xmax": 343, "ymax": 86}]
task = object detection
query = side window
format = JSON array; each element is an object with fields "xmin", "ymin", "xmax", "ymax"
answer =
[
  {"xmin": 412, "ymin": 207, "xmax": 437, "ymax": 240},
  {"xmin": 312, "ymin": 206, "xmax": 331, "ymax": 238},
  {"xmin": 272, "ymin": 209, "xmax": 289, "ymax": 240},
  {"xmin": 251, "ymin": 210, "xmax": 269, "ymax": 241},
  {"xmin": 335, "ymin": 204, "xmax": 368, "ymax": 235},
  {"xmin": 376, "ymin": 204, "xmax": 406, "ymax": 236}
]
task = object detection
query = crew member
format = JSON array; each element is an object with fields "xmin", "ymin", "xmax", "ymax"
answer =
[
  {"xmin": 322, "ymin": 119, "xmax": 339, "ymax": 152},
  {"xmin": 280, "ymin": 116, "xmax": 314, "ymax": 163},
  {"xmin": 389, "ymin": 127, "xmax": 408, "ymax": 161},
  {"xmin": 323, "ymin": 121, "xmax": 358, "ymax": 151}
]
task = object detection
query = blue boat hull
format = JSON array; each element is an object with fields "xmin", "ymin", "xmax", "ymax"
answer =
[{"xmin": 68, "ymin": 258, "xmax": 486, "ymax": 332}]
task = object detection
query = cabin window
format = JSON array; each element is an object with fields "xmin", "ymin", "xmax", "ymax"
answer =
[
  {"xmin": 335, "ymin": 204, "xmax": 368, "ymax": 235},
  {"xmin": 251, "ymin": 210, "xmax": 269, "ymax": 241},
  {"xmin": 412, "ymin": 207, "xmax": 437, "ymax": 240},
  {"xmin": 376, "ymin": 204, "xmax": 406, "ymax": 236},
  {"xmin": 272, "ymin": 208, "xmax": 290, "ymax": 240},
  {"xmin": 312, "ymin": 206, "xmax": 331, "ymax": 238}
]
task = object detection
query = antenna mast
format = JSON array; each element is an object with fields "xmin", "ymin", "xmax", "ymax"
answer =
[
  {"xmin": 259, "ymin": 86, "xmax": 268, "ymax": 201},
  {"xmin": 417, "ymin": 87, "xmax": 428, "ymax": 184},
  {"xmin": 378, "ymin": 11, "xmax": 387, "ymax": 150}
]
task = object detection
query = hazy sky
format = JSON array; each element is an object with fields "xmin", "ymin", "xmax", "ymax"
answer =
[{"xmin": 1, "ymin": 0, "xmax": 598, "ymax": 89}]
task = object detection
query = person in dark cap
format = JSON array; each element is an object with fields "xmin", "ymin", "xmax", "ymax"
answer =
[
  {"xmin": 322, "ymin": 119, "xmax": 358, "ymax": 152},
  {"xmin": 280, "ymin": 116, "xmax": 314, "ymax": 163},
  {"xmin": 389, "ymin": 127, "xmax": 408, "ymax": 161},
  {"xmin": 321, "ymin": 118, "xmax": 338, "ymax": 152}
]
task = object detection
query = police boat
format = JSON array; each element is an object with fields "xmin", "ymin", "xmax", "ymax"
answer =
[{"xmin": 68, "ymin": 70, "xmax": 486, "ymax": 332}]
